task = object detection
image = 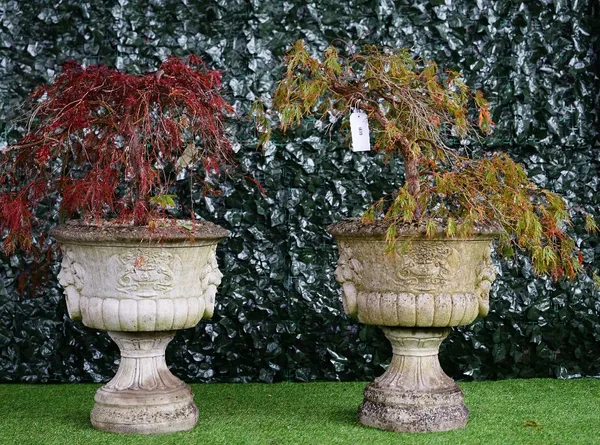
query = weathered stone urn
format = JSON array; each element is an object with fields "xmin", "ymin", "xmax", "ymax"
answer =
[
  {"xmin": 51, "ymin": 221, "xmax": 228, "ymax": 434},
  {"xmin": 328, "ymin": 219, "xmax": 498, "ymax": 433}
]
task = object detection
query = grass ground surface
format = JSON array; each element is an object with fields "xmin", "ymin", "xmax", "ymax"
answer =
[{"xmin": 0, "ymin": 379, "xmax": 598, "ymax": 444}]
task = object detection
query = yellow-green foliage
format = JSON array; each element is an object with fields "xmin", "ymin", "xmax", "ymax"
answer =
[
  {"xmin": 256, "ymin": 40, "xmax": 597, "ymax": 280},
  {"xmin": 255, "ymin": 40, "xmax": 492, "ymax": 154}
]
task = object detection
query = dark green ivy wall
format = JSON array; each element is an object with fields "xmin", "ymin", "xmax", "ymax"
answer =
[{"xmin": 0, "ymin": 0, "xmax": 599, "ymax": 383}]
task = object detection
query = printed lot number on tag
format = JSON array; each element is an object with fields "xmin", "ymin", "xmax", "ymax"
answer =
[{"xmin": 350, "ymin": 109, "xmax": 370, "ymax": 152}]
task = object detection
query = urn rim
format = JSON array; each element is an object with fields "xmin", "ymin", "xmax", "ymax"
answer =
[
  {"xmin": 50, "ymin": 219, "xmax": 229, "ymax": 245},
  {"xmin": 327, "ymin": 217, "xmax": 502, "ymax": 241}
]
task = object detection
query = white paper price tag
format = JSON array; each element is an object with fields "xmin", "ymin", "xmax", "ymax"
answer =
[{"xmin": 350, "ymin": 109, "xmax": 370, "ymax": 152}]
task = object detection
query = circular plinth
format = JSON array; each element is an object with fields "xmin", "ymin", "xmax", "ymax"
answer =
[
  {"xmin": 91, "ymin": 384, "xmax": 198, "ymax": 434},
  {"xmin": 359, "ymin": 385, "xmax": 468, "ymax": 433}
]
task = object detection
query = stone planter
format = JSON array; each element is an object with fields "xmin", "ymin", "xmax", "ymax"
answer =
[
  {"xmin": 51, "ymin": 221, "xmax": 228, "ymax": 434},
  {"xmin": 328, "ymin": 219, "xmax": 498, "ymax": 433}
]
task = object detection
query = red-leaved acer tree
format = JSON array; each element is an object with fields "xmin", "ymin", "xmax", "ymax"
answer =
[{"xmin": 0, "ymin": 55, "xmax": 234, "ymax": 253}]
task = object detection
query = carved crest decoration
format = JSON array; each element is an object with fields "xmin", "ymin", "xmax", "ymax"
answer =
[
  {"xmin": 110, "ymin": 250, "xmax": 183, "ymax": 297},
  {"xmin": 395, "ymin": 244, "xmax": 460, "ymax": 291}
]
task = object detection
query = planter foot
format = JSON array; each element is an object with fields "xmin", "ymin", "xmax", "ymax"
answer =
[
  {"xmin": 90, "ymin": 331, "xmax": 198, "ymax": 434},
  {"xmin": 359, "ymin": 327, "xmax": 468, "ymax": 433}
]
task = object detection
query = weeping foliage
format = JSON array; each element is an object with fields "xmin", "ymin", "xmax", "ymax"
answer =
[
  {"xmin": 0, "ymin": 55, "xmax": 235, "ymax": 252},
  {"xmin": 256, "ymin": 40, "xmax": 597, "ymax": 280}
]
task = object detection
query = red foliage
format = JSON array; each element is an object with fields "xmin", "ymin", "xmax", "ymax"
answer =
[
  {"xmin": 0, "ymin": 55, "xmax": 234, "ymax": 252},
  {"xmin": 0, "ymin": 192, "xmax": 34, "ymax": 252}
]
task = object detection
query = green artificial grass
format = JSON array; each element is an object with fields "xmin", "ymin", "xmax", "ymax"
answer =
[{"xmin": 0, "ymin": 379, "xmax": 599, "ymax": 444}]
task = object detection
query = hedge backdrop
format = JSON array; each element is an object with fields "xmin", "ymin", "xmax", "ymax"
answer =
[{"xmin": 0, "ymin": 0, "xmax": 599, "ymax": 383}]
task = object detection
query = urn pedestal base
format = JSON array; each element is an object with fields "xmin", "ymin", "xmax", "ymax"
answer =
[
  {"xmin": 359, "ymin": 327, "xmax": 468, "ymax": 433},
  {"xmin": 90, "ymin": 331, "xmax": 198, "ymax": 434}
]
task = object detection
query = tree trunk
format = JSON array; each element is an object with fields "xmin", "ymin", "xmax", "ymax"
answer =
[{"xmin": 404, "ymin": 154, "xmax": 420, "ymax": 198}]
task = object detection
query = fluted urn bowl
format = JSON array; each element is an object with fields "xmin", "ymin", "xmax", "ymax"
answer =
[
  {"xmin": 51, "ymin": 221, "xmax": 228, "ymax": 434},
  {"xmin": 328, "ymin": 219, "xmax": 499, "ymax": 433}
]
